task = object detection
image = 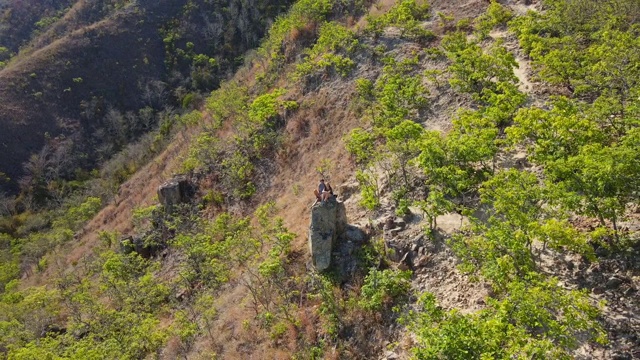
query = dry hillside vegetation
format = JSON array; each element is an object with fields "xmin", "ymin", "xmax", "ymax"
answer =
[
  {"xmin": 1, "ymin": 0, "xmax": 640, "ymax": 359},
  {"xmin": 0, "ymin": 0, "xmax": 293, "ymax": 195}
]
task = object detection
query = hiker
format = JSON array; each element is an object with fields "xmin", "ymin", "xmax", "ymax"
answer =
[
  {"xmin": 325, "ymin": 182, "xmax": 334, "ymax": 199},
  {"xmin": 314, "ymin": 179, "xmax": 333, "ymax": 203}
]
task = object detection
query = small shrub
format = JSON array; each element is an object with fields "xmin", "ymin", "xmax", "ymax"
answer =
[{"xmin": 359, "ymin": 268, "xmax": 412, "ymax": 312}]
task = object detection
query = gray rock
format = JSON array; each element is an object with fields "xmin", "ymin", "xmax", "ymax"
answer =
[
  {"xmin": 605, "ymin": 276, "xmax": 625, "ymax": 289},
  {"xmin": 386, "ymin": 242, "xmax": 403, "ymax": 263},
  {"xmin": 390, "ymin": 227, "xmax": 403, "ymax": 236},
  {"xmin": 344, "ymin": 225, "xmax": 367, "ymax": 243},
  {"xmin": 158, "ymin": 175, "xmax": 192, "ymax": 209},
  {"xmin": 623, "ymin": 287, "xmax": 637, "ymax": 296},
  {"xmin": 394, "ymin": 218, "xmax": 406, "ymax": 230},
  {"xmin": 309, "ymin": 198, "xmax": 346, "ymax": 271},
  {"xmin": 611, "ymin": 352, "xmax": 631, "ymax": 360},
  {"xmin": 338, "ymin": 182, "xmax": 359, "ymax": 201},
  {"xmin": 120, "ymin": 236, "xmax": 159, "ymax": 259},
  {"xmin": 399, "ymin": 252, "xmax": 412, "ymax": 270},
  {"xmin": 336, "ymin": 202, "xmax": 348, "ymax": 236},
  {"xmin": 415, "ymin": 255, "xmax": 430, "ymax": 267},
  {"xmin": 592, "ymin": 286, "xmax": 605, "ymax": 295},
  {"xmin": 383, "ymin": 351, "xmax": 399, "ymax": 360},
  {"xmin": 384, "ymin": 217, "xmax": 395, "ymax": 230}
]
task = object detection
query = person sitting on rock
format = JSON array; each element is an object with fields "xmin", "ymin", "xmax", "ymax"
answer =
[
  {"xmin": 325, "ymin": 182, "xmax": 334, "ymax": 200},
  {"xmin": 313, "ymin": 178, "xmax": 333, "ymax": 204}
]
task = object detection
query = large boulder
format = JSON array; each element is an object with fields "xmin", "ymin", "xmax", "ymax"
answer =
[
  {"xmin": 157, "ymin": 175, "xmax": 192, "ymax": 209},
  {"xmin": 309, "ymin": 197, "xmax": 346, "ymax": 271},
  {"xmin": 120, "ymin": 236, "xmax": 156, "ymax": 258}
]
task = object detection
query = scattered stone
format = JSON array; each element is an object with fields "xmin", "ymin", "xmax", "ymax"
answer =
[
  {"xmin": 120, "ymin": 235, "xmax": 161, "ymax": 259},
  {"xmin": 176, "ymin": 288, "xmax": 189, "ymax": 302},
  {"xmin": 513, "ymin": 153, "xmax": 529, "ymax": 169},
  {"xmin": 384, "ymin": 217, "xmax": 395, "ymax": 230},
  {"xmin": 611, "ymin": 352, "xmax": 631, "ymax": 360},
  {"xmin": 41, "ymin": 324, "xmax": 66, "ymax": 338},
  {"xmin": 386, "ymin": 242, "xmax": 403, "ymax": 263},
  {"xmin": 623, "ymin": 287, "xmax": 637, "ymax": 296},
  {"xmin": 605, "ymin": 276, "xmax": 625, "ymax": 290},
  {"xmin": 394, "ymin": 218, "xmax": 406, "ymax": 230},
  {"xmin": 415, "ymin": 255, "xmax": 430, "ymax": 267},
  {"xmin": 383, "ymin": 351, "xmax": 399, "ymax": 360},
  {"xmin": 399, "ymin": 252, "xmax": 412, "ymax": 270},
  {"xmin": 390, "ymin": 227, "xmax": 403, "ymax": 236},
  {"xmin": 592, "ymin": 286, "xmax": 605, "ymax": 295}
]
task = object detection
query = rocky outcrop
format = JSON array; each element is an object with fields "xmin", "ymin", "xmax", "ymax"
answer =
[
  {"xmin": 157, "ymin": 175, "xmax": 193, "ymax": 209},
  {"xmin": 308, "ymin": 197, "xmax": 348, "ymax": 271},
  {"xmin": 120, "ymin": 236, "xmax": 156, "ymax": 258}
]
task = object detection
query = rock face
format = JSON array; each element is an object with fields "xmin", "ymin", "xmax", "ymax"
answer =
[
  {"xmin": 309, "ymin": 197, "xmax": 347, "ymax": 271},
  {"xmin": 157, "ymin": 175, "xmax": 192, "ymax": 209}
]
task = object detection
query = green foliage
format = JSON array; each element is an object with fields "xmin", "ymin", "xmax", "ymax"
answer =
[
  {"xmin": 507, "ymin": 96, "xmax": 640, "ymax": 238},
  {"xmin": 132, "ymin": 204, "xmax": 158, "ymax": 231},
  {"xmin": 442, "ymin": 33, "xmax": 519, "ymax": 104},
  {"xmin": 205, "ymin": 81, "xmax": 249, "ymax": 128},
  {"xmin": 416, "ymin": 111, "xmax": 498, "ymax": 199},
  {"xmin": 408, "ymin": 278, "xmax": 605, "ymax": 359},
  {"xmin": 374, "ymin": 56, "xmax": 429, "ymax": 128},
  {"xmin": 344, "ymin": 128, "xmax": 376, "ymax": 166},
  {"xmin": 100, "ymin": 252, "xmax": 169, "ymax": 312},
  {"xmin": 366, "ymin": 0, "xmax": 434, "ymax": 42},
  {"xmin": 295, "ymin": 21, "xmax": 359, "ymax": 79},
  {"xmin": 173, "ymin": 212, "xmax": 253, "ymax": 288},
  {"xmin": 451, "ymin": 169, "xmax": 593, "ymax": 290},
  {"xmin": 414, "ymin": 188, "xmax": 452, "ymax": 231},
  {"xmin": 257, "ymin": 0, "xmax": 359, "ymax": 86},
  {"xmin": 475, "ymin": 1, "xmax": 513, "ymax": 38},
  {"xmin": 311, "ymin": 274, "xmax": 341, "ymax": 337},
  {"xmin": 385, "ymin": 120, "xmax": 423, "ymax": 187},
  {"xmin": 355, "ymin": 170, "xmax": 380, "ymax": 210},
  {"xmin": 358, "ymin": 268, "xmax": 412, "ymax": 312},
  {"xmin": 510, "ymin": 0, "xmax": 640, "ymax": 98}
]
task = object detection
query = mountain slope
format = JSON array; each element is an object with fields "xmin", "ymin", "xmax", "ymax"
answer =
[
  {"xmin": 1, "ymin": 0, "xmax": 639, "ymax": 358},
  {"xmin": 0, "ymin": 0, "xmax": 293, "ymax": 195}
]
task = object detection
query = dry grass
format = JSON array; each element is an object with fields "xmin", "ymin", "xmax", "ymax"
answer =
[{"xmin": 12, "ymin": 0, "xmax": 497, "ymax": 356}]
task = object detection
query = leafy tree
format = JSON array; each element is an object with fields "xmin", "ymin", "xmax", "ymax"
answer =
[
  {"xmin": 358, "ymin": 268, "xmax": 412, "ymax": 312},
  {"xmin": 442, "ymin": 33, "xmax": 519, "ymax": 103},
  {"xmin": 384, "ymin": 120, "xmax": 424, "ymax": 188},
  {"xmin": 366, "ymin": 0, "xmax": 433, "ymax": 42},
  {"xmin": 407, "ymin": 277, "xmax": 605, "ymax": 359},
  {"xmin": 295, "ymin": 21, "xmax": 359, "ymax": 78}
]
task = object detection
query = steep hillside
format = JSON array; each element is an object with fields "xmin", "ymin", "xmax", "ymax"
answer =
[
  {"xmin": 0, "ymin": 0, "xmax": 293, "ymax": 195},
  {"xmin": 1, "ymin": 0, "xmax": 639, "ymax": 359}
]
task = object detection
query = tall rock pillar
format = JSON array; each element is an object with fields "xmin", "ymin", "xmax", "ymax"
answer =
[{"xmin": 309, "ymin": 198, "xmax": 347, "ymax": 271}]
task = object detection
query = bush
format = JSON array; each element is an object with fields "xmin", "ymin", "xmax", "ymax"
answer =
[{"xmin": 358, "ymin": 268, "xmax": 412, "ymax": 312}]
